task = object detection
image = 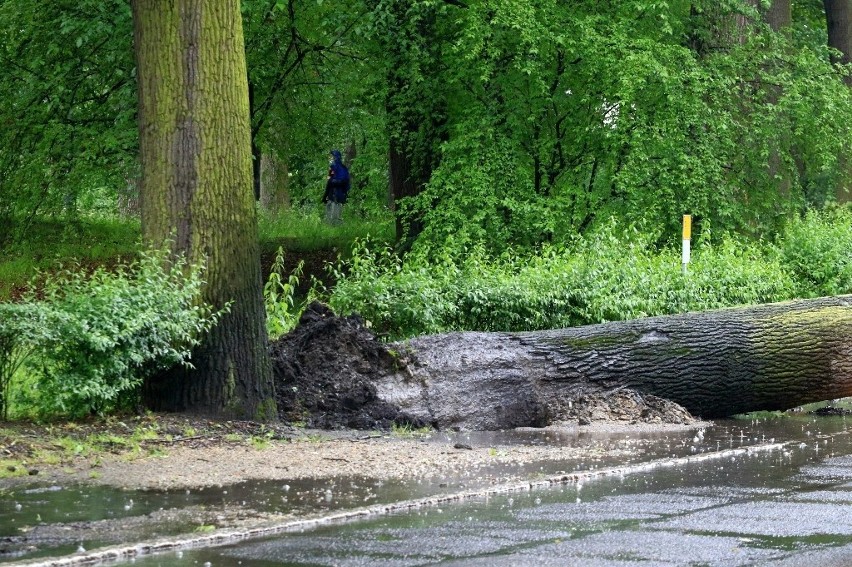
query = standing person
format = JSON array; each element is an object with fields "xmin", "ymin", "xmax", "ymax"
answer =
[{"xmin": 323, "ymin": 149, "xmax": 350, "ymax": 224}]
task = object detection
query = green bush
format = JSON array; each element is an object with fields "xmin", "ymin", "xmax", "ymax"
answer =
[
  {"xmin": 264, "ymin": 247, "xmax": 309, "ymax": 339},
  {"xmin": 330, "ymin": 222, "xmax": 798, "ymax": 340},
  {"xmin": 329, "ymin": 239, "xmax": 460, "ymax": 339},
  {"xmin": 776, "ymin": 207, "xmax": 852, "ymax": 297},
  {"xmin": 0, "ymin": 249, "xmax": 223, "ymax": 419},
  {"xmin": 0, "ymin": 303, "xmax": 55, "ymax": 420}
]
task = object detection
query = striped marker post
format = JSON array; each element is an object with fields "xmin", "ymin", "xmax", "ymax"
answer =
[{"xmin": 682, "ymin": 214, "xmax": 691, "ymax": 275}]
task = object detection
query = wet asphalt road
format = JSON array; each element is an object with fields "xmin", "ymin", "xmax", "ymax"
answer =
[{"xmin": 120, "ymin": 416, "xmax": 852, "ymax": 567}]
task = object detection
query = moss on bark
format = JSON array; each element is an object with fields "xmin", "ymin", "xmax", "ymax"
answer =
[{"xmin": 132, "ymin": 0, "xmax": 276, "ymax": 418}]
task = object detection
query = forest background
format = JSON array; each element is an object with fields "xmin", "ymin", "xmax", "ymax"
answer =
[{"xmin": 1, "ymin": 0, "xmax": 852, "ymax": 420}]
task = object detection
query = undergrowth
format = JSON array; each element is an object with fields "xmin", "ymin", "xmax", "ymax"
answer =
[
  {"xmin": 329, "ymin": 209, "xmax": 852, "ymax": 340},
  {"xmin": 0, "ymin": 249, "xmax": 223, "ymax": 419},
  {"xmin": 257, "ymin": 205, "xmax": 394, "ymax": 252},
  {"xmin": 0, "ymin": 218, "xmax": 140, "ymax": 300}
]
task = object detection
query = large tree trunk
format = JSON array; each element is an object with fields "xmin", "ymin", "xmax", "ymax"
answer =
[
  {"xmin": 385, "ymin": 295, "xmax": 852, "ymax": 427},
  {"xmin": 825, "ymin": 0, "xmax": 852, "ymax": 83},
  {"xmin": 132, "ymin": 0, "xmax": 276, "ymax": 419},
  {"xmin": 273, "ymin": 296, "xmax": 852, "ymax": 431},
  {"xmin": 765, "ymin": 0, "xmax": 791, "ymax": 32}
]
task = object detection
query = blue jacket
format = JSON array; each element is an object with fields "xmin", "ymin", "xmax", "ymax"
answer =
[{"xmin": 325, "ymin": 150, "xmax": 350, "ymax": 204}]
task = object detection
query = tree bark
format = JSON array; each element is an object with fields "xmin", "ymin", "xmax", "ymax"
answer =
[
  {"xmin": 825, "ymin": 0, "xmax": 852, "ymax": 81},
  {"xmin": 824, "ymin": 0, "xmax": 852, "ymax": 202},
  {"xmin": 765, "ymin": 0, "xmax": 792, "ymax": 32},
  {"xmin": 259, "ymin": 153, "xmax": 291, "ymax": 212},
  {"xmin": 377, "ymin": 296, "xmax": 852, "ymax": 428},
  {"xmin": 132, "ymin": 0, "xmax": 276, "ymax": 419}
]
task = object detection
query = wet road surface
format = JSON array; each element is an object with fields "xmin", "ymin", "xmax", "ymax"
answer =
[{"xmin": 7, "ymin": 414, "xmax": 852, "ymax": 566}]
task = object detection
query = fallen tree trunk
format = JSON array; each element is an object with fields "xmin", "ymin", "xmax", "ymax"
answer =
[{"xmin": 271, "ymin": 296, "xmax": 852, "ymax": 430}]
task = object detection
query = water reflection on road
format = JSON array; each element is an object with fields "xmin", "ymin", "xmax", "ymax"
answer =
[{"xmin": 115, "ymin": 414, "xmax": 852, "ymax": 567}]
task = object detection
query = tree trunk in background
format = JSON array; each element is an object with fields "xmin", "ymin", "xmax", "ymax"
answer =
[
  {"xmin": 372, "ymin": 0, "xmax": 446, "ymax": 246},
  {"xmin": 132, "ymin": 0, "xmax": 276, "ymax": 419},
  {"xmin": 389, "ymin": 137, "xmax": 425, "ymax": 243},
  {"xmin": 117, "ymin": 176, "xmax": 141, "ymax": 219},
  {"xmin": 765, "ymin": 0, "xmax": 792, "ymax": 30},
  {"xmin": 252, "ymin": 140, "xmax": 262, "ymax": 202},
  {"xmin": 378, "ymin": 296, "xmax": 852, "ymax": 429},
  {"xmin": 259, "ymin": 153, "xmax": 291, "ymax": 212},
  {"xmin": 825, "ymin": 0, "xmax": 852, "ymax": 83},
  {"xmin": 824, "ymin": 0, "xmax": 852, "ymax": 202},
  {"xmin": 764, "ymin": 0, "xmax": 793, "ymax": 202}
]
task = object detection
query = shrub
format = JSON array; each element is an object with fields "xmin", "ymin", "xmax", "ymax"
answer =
[
  {"xmin": 330, "ymin": 222, "xmax": 797, "ymax": 340},
  {"xmin": 264, "ymin": 247, "xmax": 309, "ymax": 339},
  {"xmin": 329, "ymin": 239, "xmax": 460, "ymax": 339},
  {"xmin": 776, "ymin": 207, "xmax": 852, "ymax": 297},
  {"xmin": 0, "ymin": 303, "xmax": 55, "ymax": 420},
  {"xmin": 0, "ymin": 249, "xmax": 223, "ymax": 419}
]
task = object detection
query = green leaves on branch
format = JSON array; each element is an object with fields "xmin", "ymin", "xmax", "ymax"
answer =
[
  {"xmin": 264, "ymin": 247, "xmax": 310, "ymax": 339},
  {"xmin": 0, "ymin": 249, "xmax": 224, "ymax": 419},
  {"xmin": 777, "ymin": 206, "xmax": 852, "ymax": 297},
  {"xmin": 331, "ymin": 209, "xmax": 852, "ymax": 341}
]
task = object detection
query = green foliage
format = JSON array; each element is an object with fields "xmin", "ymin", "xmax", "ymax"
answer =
[
  {"xmin": 0, "ymin": 249, "xmax": 224, "ymax": 419},
  {"xmin": 257, "ymin": 206, "xmax": 394, "ymax": 252},
  {"xmin": 390, "ymin": 0, "xmax": 852, "ymax": 252},
  {"xmin": 390, "ymin": 422, "xmax": 432, "ymax": 438},
  {"xmin": 329, "ymin": 238, "xmax": 460, "ymax": 339},
  {"xmin": 0, "ymin": 217, "xmax": 140, "ymax": 301},
  {"xmin": 0, "ymin": 0, "xmax": 138, "ymax": 237},
  {"xmin": 4, "ymin": 0, "xmax": 851, "ymax": 260},
  {"xmin": 330, "ymin": 221, "xmax": 802, "ymax": 340},
  {"xmin": 264, "ymin": 247, "xmax": 306, "ymax": 339},
  {"xmin": 0, "ymin": 304, "xmax": 55, "ymax": 420},
  {"xmin": 776, "ymin": 206, "xmax": 852, "ymax": 297}
]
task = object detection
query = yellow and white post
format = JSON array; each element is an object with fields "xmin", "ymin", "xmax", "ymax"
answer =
[{"xmin": 682, "ymin": 214, "xmax": 692, "ymax": 275}]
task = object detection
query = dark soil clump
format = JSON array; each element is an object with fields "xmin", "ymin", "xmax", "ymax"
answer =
[{"xmin": 269, "ymin": 302, "xmax": 420, "ymax": 430}]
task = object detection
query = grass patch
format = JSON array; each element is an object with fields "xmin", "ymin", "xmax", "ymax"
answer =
[
  {"xmin": 0, "ymin": 459, "xmax": 29, "ymax": 479},
  {"xmin": 390, "ymin": 423, "xmax": 433, "ymax": 438},
  {"xmin": 194, "ymin": 524, "xmax": 216, "ymax": 533},
  {"xmin": 257, "ymin": 205, "xmax": 394, "ymax": 254},
  {"xmin": 0, "ymin": 208, "xmax": 393, "ymax": 304},
  {"xmin": 249, "ymin": 435, "xmax": 271, "ymax": 450},
  {"xmin": 0, "ymin": 218, "xmax": 140, "ymax": 300}
]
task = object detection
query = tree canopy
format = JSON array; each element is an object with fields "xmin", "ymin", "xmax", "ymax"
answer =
[{"xmin": 1, "ymin": 0, "xmax": 851, "ymax": 251}]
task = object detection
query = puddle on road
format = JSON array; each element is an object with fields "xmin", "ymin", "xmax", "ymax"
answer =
[
  {"xmin": 126, "ymin": 415, "xmax": 852, "ymax": 567},
  {"xmin": 3, "ymin": 413, "xmax": 852, "ymax": 565}
]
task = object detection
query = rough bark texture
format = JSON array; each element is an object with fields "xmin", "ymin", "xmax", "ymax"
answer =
[
  {"xmin": 825, "ymin": 0, "xmax": 852, "ymax": 79},
  {"xmin": 132, "ymin": 0, "xmax": 276, "ymax": 419},
  {"xmin": 273, "ymin": 297, "xmax": 852, "ymax": 430},
  {"xmin": 824, "ymin": 0, "xmax": 852, "ymax": 202},
  {"xmin": 259, "ymin": 153, "xmax": 291, "ymax": 212},
  {"xmin": 765, "ymin": 0, "xmax": 792, "ymax": 32}
]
